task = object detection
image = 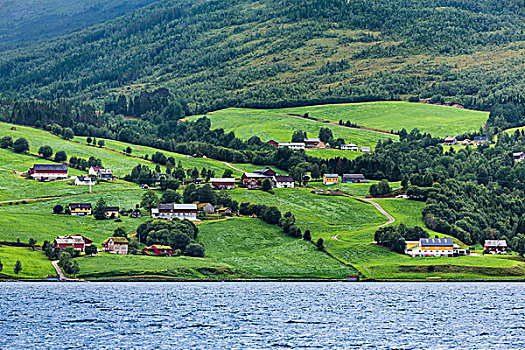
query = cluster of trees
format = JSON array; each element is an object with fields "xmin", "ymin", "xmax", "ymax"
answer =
[
  {"xmin": 69, "ymin": 156, "xmax": 102, "ymax": 171},
  {"xmin": 136, "ymin": 219, "xmax": 204, "ymax": 257},
  {"xmin": 369, "ymin": 180, "xmax": 392, "ymax": 197},
  {"xmin": 47, "ymin": 123, "xmax": 74, "ymax": 140},
  {"xmin": 239, "ymin": 202, "xmax": 313, "ymax": 242},
  {"xmin": 0, "ymin": 136, "xmax": 29, "ymax": 153},
  {"xmin": 374, "ymin": 224, "xmax": 429, "ymax": 254}
]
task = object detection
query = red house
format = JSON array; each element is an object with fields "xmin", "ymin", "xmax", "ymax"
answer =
[
  {"xmin": 142, "ymin": 245, "xmax": 175, "ymax": 256},
  {"xmin": 484, "ymin": 240, "xmax": 507, "ymax": 254},
  {"xmin": 266, "ymin": 140, "xmax": 279, "ymax": 147},
  {"xmin": 52, "ymin": 235, "xmax": 92, "ymax": 252},
  {"xmin": 30, "ymin": 164, "xmax": 68, "ymax": 181},
  {"xmin": 241, "ymin": 173, "xmax": 270, "ymax": 188},
  {"xmin": 254, "ymin": 168, "xmax": 277, "ymax": 176}
]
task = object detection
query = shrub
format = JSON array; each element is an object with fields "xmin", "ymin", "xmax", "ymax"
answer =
[
  {"xmin": 13, "ymin": 138, "xmax": 29, "ymax": 153},
  {"xmin": 185, "ymin": 243, "xmax": 205, "ymax": 257},
  {"xmin": 316, "ymin": 238, "xmax": 325, "ymax": 251},
  {"xmin": 54, "ymin": 150, "xmax": 67, "ymax": 162}
]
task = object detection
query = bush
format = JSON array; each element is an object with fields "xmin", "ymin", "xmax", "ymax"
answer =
[
  {"xmin": 38, "ymin": 145, "xmax": 53, "ymax": 158},
  {"xmin": 0, "ymin": 136, "xmax": 13, "ymax": 149},
  {"xmin": 303, "ymin": 230, "xmax": 312, "ymax": 241},
  {"xmin": 316, "ymin": 238, "xmax": 325, "ymax": 251},
  {"xmin": 54, "ymin": 150, "xmax": 67, "ymax": 162},
  {"xmin": 185, "ymin": 243, "xmax": 205, "ymax": 257},
  {"xmin": 13, "ymin": 138, "xmax": 29, "ymax": 153},
  {"xmin": 52, "ymin": 205, "xmax": 63, "ymax": 214}
]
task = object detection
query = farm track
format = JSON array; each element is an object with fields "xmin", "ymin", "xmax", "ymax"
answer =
[
  {"xmin": 221, "ymin": 162, "xmax": 245, "ymax": 173},
  {"xmin": 327, "ymin": 195, "xmax": 395, "ymax": 242},
  {"xmin": 285, "ymin": 114, "xmax": 396, "ymax": 137}
]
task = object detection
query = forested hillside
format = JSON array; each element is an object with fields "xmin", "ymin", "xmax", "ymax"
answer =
[
  {"xmin": 0, "ymin": 0, "xmax": 159, "ymax": 50},
  {"xmin": 1, "ymin": 0, "xmax": 525, "ymax": 114}
]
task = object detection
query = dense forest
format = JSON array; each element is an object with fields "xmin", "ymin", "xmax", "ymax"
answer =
[
  {"xmin": 0, "ymin": 0, "xmax": 159, "ymax": 50},
  {"xmin": 1, "ymin": 0, "xmax": 525, "ymax": 113}
]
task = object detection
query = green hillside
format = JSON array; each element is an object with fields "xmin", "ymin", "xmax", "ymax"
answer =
[
  {"xmin": 0, "ymin": 122, "xmax": 239, "ymax": 176},
  {"xmin": 194, "ymin": 102, "xmax": 488, "ymax": 145},
  {"xmin": 0, "ymin": 0, "xmax": 159, "ymax": 50},
  {"xmin": 1, "ymin": 0, "xmax": 524, "ymax": 113},
  {"xmin": 278, "ymin": 102, "xmax": 489, "ymax": 138},
  {"xmin": 190, "ymin": 107, "xmax": 397, "ymax": 147}
]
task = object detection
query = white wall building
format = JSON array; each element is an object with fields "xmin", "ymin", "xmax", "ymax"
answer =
[
  {"xmin": 278, "ymin": 142, "xmax": 306, "ymax": 150},
  {"xmin": 151, "ymin": 203, "xmax": 198, "ymax": 221}
]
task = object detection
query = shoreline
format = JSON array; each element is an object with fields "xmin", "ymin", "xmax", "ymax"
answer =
[{"xmin": 2, "ymin": 277, "xmax": 525, "ymax": 283}]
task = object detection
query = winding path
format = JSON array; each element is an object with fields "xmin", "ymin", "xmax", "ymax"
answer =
[{"xmin": 330, "ymin": 197, "xmax": 395, "ymax": 242}]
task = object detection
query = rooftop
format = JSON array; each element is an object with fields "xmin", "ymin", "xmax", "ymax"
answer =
[
  {"xmin": 420, "ymin": 238, "xmax": 454, "ymax": 246},
  {"xmin": 210, "ymin": 178, "xmax": 236, "ymax": 182},
  {"xmin": 33, "ymin": 163, "xmax": 68, "ymax": 171}
]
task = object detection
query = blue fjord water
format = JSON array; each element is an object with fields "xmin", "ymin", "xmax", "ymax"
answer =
[{"xmin": 0, "ymin": 282, "xmax": 524, "ymax": 349}]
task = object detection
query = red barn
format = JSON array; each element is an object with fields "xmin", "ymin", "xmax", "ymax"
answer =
[
  {"xmin": 266, "ymin": 140, "xmax": 279, "ymax": 147},
  {"xmin": 30, "ymin": 164, "xmax": 68, "ymax": 181},
  {"xmin": 52, "ymin": 235, "xmax": 92, "ymax": 252}
]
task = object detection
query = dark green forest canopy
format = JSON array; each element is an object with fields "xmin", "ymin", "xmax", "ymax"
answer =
[
  {"xmin": 1, "ymin": 0, "xmax": 525, "ymax": 112},
  {"xmin": 0, "ymin": 0, "xmax": 160, "ymax": 50}
]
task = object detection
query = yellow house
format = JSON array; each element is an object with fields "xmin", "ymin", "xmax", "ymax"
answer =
[
  {"xmin": 104, "ymin": 207, "xmax": 120, "ymax": 219},
  {"xmin": 323, "ymin": 174, "xmax": 339, "ymax": 185},
  {"xmin": 69, "ymin": 203, "xmax": 92, "ymax": 216}
]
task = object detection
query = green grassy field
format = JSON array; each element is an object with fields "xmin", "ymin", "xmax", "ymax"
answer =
[
  {"xmin": 278, "ymin": 102, "xmax": 489, "ymax": 138},
  {"xmin": 199, "ymin": 217, "xmax": 353, "ymax": 278},
  {"xmin": 76, "ymin": 253, "xmax": 237, "ymax": 279},
  {"xmin": 229, "ymin": 187, "xmax": 386, "ymax": 238},
  {"xmin": 0, "ymin": 147, "xmax": 138, "ymax": 201},
  {"xmin": 0, "ymin": 122, "xmax": 238, "ymax": 176},
  {"xmin": 187, "ymin": 108, "xmax": 397, "ymax": 148},
  {"xmin": 1, "ymin": 119, "xmax": 523, "ymax": 280},
  {"xmin": 0, "ymin": 246, "xmax": 55, "ymax": 279},
  {"xmin": 310, "ymin": 181, "xmax": 402, "ymax": 197},
  {"xmin": 0, "ymin": 190, "xmax": 147, "ymax": 245}
]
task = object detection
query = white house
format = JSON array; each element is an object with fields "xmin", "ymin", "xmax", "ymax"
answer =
[
  {"xmin": 210, "ymin": 178, "xmax": 236, "ymax": 190},
  {"xmin": 513, "ymin": 152, "xmax": 525, "ymax": 163},
  {"xmin": 340, "ymin": 144, "xmax": 359, "ymax": 151},
  {"xmin": 443, "ymin": 137, "xmax": 458, "ymax": 146},
  {"xmin": 97, "ymin": 169, "xmax": 113, "ymax": 181},
  {"xmin": 278, "ymin": 142, "xmax": 306, "ymax": 150},
  {"xmin": 151, "ymin": 203, "xmax": 198, "ymax": 221},
  {"xmin": 89, "ymin": 166, "xmax": 105, "ymax": 176},
  {"xmin": 272, "ymin": 175, "xmax": 295, "ymax": 188},
  {"xmin": 74, "ymin": 176, "xmax": 95, "ymax": 186},
  {"xmin": 360, "ymin": 147, "xmax": 371, "ymax": 153}
]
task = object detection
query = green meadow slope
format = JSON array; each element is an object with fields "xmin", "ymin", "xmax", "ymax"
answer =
[
  {"xmin": 278, "ymin": 102, "xmax": 489, "ymax": 137},
  {"xmin": 190, "ymin": 102, "xmax": 488, "ymax": 152},
  {"xmin": 0, "ymin": 122, "xmax": 240, "ymax": 176},
  {"xmin": 189, "ymin": 107, "xmax": 398, "ymax": 147},
  {"xmin": 1, "ymin": 122, "xmax": 524, "ymax": 281}
]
